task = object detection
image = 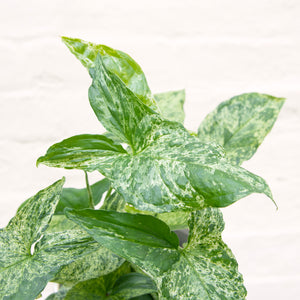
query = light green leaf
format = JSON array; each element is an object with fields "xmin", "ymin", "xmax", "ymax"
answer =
[
  {"xmin": 66, "ymin": 208, "xmax": 246, "ymax": 299},
  {"xmin": 55, "ymin": 178, "xmax": 110, "ymax": 214},
  {"xmin": 0, "ymin": 179, "xmax": 98, "ymax": 300},
  {"xmin": 198, "ymin": 93, "xmax": 285, "ymax": 165},
  {"xmin": 88, "ymin": 56, "xmax": 156, "ymax": 149},
  {"xmin": 47, "ymin": 215, "xmax": 79, "ymax": 233},
  {"xmin": 62, "ymin": 37, "xmax": 158, "ymax": 111},
  {"xmin": 37, "ymin": 134, "xmax": 127, "ymax": 172},
  {"xmin": 154, "ymin": 90, "xmax": 185, "ymax": 124}
]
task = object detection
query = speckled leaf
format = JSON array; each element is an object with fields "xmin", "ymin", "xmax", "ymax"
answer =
[
  {"xmin": 62, "ymin": 37, "xmax": 158, "ymax": 111},
  {"xmin": 107, "ymin": 120, "xmax": 273, "ymax": 212},
  {"xmin": 61, "ymin": 262, "xmax": 132, "ymax": 300},
  {"xmin": 154, "ymin": 90, "xmax": 185, "ymax": 124},
  {"xmin": 53, "ymin": 245, "xmax": 124, "ymax": 285},
  {"xmin": 88, "ymin": 56, "xmax": 156, "ymax": 148},
  {"xmin": 66, "ymin": 209, "xmax": 246, "ymax": 299},
  {"xmin": 55, "ymin": 178, "xmax": 110, "ymax": 214},
  {"xmin": 197, "ymin": 93, "xmax": 285, "ymax": 165},
  {"xmin": 37, "ymin": 134, "xmax": 127, "ymax": 172},
  {"xmin": 38, "ymin": 121, "xmax": 273, "ymax": 212},
  {"xmin": 0, "ymin": 179, "xmax": 98, "ymax": 300}
]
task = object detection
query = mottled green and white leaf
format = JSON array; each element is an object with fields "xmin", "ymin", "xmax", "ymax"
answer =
[
  {"xmin": 198, "ymin": 93, "xmax": 285, "ymax": 165},
  {"xmin": 88, "ymin": 56, "xmax": 156, "ymax": 148},
  {"xmin": 37, "ymin": 134, "xmax": 127, "ymax": 172},
  {"xmin": 154, "ymin": 89, "xmax": 185, "ymax": 124},
  {"xmin": 53, "ymin": 245, "xmax": 124, "ymax": 285},
  {"xmin": 66, "ymin": 209, "xmax": 246, "ymax": 299},
  {"xmin": 0, "ymin": 179, "xmax": 98, "ymax": 300},
  {"xmin": 62, "ymin": 36, "xmax": 158, "ymax": 111}
]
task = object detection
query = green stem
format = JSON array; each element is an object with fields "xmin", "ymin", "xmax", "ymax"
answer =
[
  {"xmin": 104, "ymin": 186, "xmax": 113, "ymax": 203},
  {"xmin": 85, "ymin": 171, "xmax": 94, "ymax": 209}
]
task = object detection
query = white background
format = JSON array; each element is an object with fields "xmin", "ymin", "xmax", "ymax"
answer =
[{"xmin": 0, "ymin": 0, "xmax": 299, "ymax": 299}]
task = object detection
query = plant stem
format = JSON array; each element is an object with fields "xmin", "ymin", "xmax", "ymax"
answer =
[
  {"xmin": 104, "ymin": 186, "xmax": 113, "ymax": 203},
  {"xmin": 85, "ymin": 171, "xmax": 94, "ymax": 209}
]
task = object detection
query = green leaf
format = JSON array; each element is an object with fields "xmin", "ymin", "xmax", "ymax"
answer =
[
  {"xmin": 88, "ymin": 56, "xmax": 156, "ymax": 149},
  {"xmin": 111, "ymin": 273, "xmax": 157, "ymax": 299},
  {"xmin": 37, "ymin": 134, "xmax": 127, "ymax": 172},
  {"xmin": 60, "ymin": 262, "xmax": 132, "ymax": 299},
  {"xmin": 39, "ymin": 63, "xmax": 274, "ymax": 212},
  {"xmin": 198, "ymin": 93, "xmax": 285, "ymax": 165},
  {"xmin": 55, "ymin": 178, "xmax": 110, "ymax": 214},
  {"xmin": 38, "ymin": 121, "xmax": 273, "ymax": 212},
  {"xmin": 0, "ymin": 179, "xmax": 98, "ymax": 300},
  {"xmin": 53, "ymin": 245, "xmax": 124, "ymax": 285},
  {"xmin": 66, "ymin": 208, "xmax": 247, "ymax": 299},
  {"xmin": 101, "ymin": 191, "xmax": 126, "ymax": 211},
  {"xmin": 62, "ymin": 36, "xmax": 158, "ymax": 111},
  {"xmin": 154, "ymin": 89, "xmax": 185, "ymax": 124}
]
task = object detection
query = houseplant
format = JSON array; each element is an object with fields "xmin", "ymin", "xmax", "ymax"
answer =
[{"xmin": 0, "ymin": 37, "xmax": 284, "ymax": 299}]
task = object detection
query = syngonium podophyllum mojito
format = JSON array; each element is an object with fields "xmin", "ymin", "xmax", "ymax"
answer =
[{"xmin": 0, "ymin": 37, "xmax": 285, "ymax": 300}]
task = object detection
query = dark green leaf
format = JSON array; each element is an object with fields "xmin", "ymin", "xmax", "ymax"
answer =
[
  {"xmin": 66, "ymin": 208, "xmax": 246, "ymax": 299},
  {"xmin": 55, "ymin": 178, "xmax": 110, "ymax": 214},
  {"xmin": 62, "ymin": 37, "xmax": 158, "ymax": 111},
  {"xmin": 111, "ymin": 273, "xmax": 157, "ymax": 299},
  {"xmin": 154, "ymin": 89, "xmax": 185, "ymax": 124},
  {"xmin": 0, "ymin": 179, "xmax": 97, "ymax": 300},
  {"xmin": 198, "ymin": 93, "xmax": 285, "ymax": 165}
]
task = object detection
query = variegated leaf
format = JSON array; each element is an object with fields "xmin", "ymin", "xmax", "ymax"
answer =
[
  {"xmin": 38, "ymin": 122, "xmax": 273, "ymax": 212},
  {"xmin": 198, "ymin": 93, "xmax": 285, "ymax": 165},
  {"xmin": 0, "ymin": 179, "xmax": 98, "ymax": 300},
  {"xmin": 88, "ymin": 56, "xmax": 156, "ymax": 149},
  {"xmin": 37, "ymin": 134, "xmax": 127, "ymax": 172},
  {"xmin": 52, "ymin": 262, "xmax": 156, "ymax": 300},
  {"xmin": 53, "ymin": 245, "xmax": 124, "ymax": 285},
  {"xmin": 154, "ymin": 89, "xmax": 185, "ymax": 124},
  {"xmin": 65, "ymin": 208, "xmax": 247, "ymax": 299},
  {"xmin": 62, "ymin": 36, "xmax": 158, "ymax": 111}
]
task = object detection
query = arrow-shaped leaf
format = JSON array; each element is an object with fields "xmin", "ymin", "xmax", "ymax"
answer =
[
  {"xmin": 0, "ymin": 179, "xmax": 99, "ymax": 300},
  {"xmin": 198, "ymin": 93, "xmax": 285, "ymax": 165},
  {"xmin": 62, "ymin": 37, "xmax": 158, "ymax": 111},
  {"xmin": 65, "ymin": 208, "xmax": 247, "ymax": 299}
]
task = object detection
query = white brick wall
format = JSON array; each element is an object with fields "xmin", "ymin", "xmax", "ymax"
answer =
[{"xmin": 1, "ymin": 1, "xmax": 299, "ymax": 298}]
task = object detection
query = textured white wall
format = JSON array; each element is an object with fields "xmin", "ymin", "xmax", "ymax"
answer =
[{"xmin": 0, "ymin": 0, "xmax": 299, "ymax": 299}]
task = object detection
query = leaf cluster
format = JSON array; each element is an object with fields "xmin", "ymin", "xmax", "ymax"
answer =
[{"xmin": 0, "ymin": 37, "xmax": 284, "ymax": 299}]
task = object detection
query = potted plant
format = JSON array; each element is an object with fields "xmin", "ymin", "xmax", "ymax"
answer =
[{"xmin": 0, "ymin": 37, "xmax": 284, "ymax": 299}]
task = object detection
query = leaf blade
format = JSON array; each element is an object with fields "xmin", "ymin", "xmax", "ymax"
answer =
[
  {"xmin": 154, "ymin": 89, "xmax": 185, "ymax": 124},
  {"xmin": 198, "ymin": 93, "xmax": 285, "ymax": 165},
  {"xmin": 62, "ymin": 36, "xmax": 158, "ymax": 111}
]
